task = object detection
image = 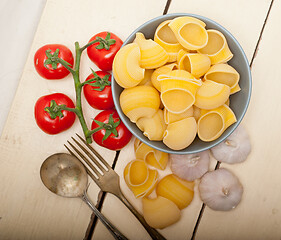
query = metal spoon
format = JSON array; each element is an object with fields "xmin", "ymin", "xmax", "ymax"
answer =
[{"xmin": 40, "ymin": 153, "xmax": 128, "ymax": 240}]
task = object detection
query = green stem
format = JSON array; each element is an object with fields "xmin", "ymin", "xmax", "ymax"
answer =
[
  {"xmin": 68, "ymin": 42, "xmax": 92, "ymax": 144},
  {"xmin": 48, "ymin": 41, "xmax": 101, "ymax": 144},
  {"xmin": 56, "ymin": 58, "xmax": 76, "ymax": 75},
  {"xmin": 80, "ymin": 39, "xmax": 98, "ymax": 52}
]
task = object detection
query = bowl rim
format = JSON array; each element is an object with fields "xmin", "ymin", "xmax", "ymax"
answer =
[{"xmin": 112, "ymin": 13, "xmax": 252, "ymax": 154}]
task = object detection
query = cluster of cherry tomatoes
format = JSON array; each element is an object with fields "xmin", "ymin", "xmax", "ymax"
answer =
[{"xmin": 34, "ymin": 32, "xmax": 132, "ymax": 150}]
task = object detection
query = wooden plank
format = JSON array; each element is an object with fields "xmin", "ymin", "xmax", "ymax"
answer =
[
  {"xmin": 0, "ymin": 0, "xmax": 131, "ymax": 239},
  {"xmin": 195, "ymin": 0, "xmax": 281, "ymax": 239}
]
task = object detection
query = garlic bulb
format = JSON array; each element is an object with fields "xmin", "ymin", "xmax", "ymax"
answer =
[
  {"xmin": 170, "ymin": 150, "xmax": 210, "ymax": 181},
  {"xmin": 211, "ymin": 125, "xmax": 251, "ymax": 164},
  {"xmin": 199, "ymin": 168, "xmax": 243, "ymax": 211}
]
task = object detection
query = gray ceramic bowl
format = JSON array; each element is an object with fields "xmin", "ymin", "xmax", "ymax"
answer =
[{"xmin": 112, "ymin": 13, "xmax": 252, "ymax": 154}]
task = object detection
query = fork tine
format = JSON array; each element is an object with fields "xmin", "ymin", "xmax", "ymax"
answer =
[
  {"xmin": 76, "ymin": 133, "xmax": 111, "ymax": 169},
  {"xmin": 64, "ymin": 144, "xmax": 99, "ymax": 181},
  {"xmin": 71, "ymin": 137, "xmax": 108, "ymax": 173},
  {"xmin": 66, "ymin": 140, "xmax": 102, "ymax": 178}
]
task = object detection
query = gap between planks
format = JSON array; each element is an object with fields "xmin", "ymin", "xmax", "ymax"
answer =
[
  {"xmin": 189, "ymin": 1, "xmax": 275, "ymax": 239},
  {"xmin": 249, "ymin": 0, "xmax": 274, "ymax": 67}
]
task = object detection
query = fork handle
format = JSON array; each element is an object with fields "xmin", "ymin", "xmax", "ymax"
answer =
[
  {"xmin": 82, "ymin": 192, "xmax": 128, "ymax": 240},
  {"xmin": 116, "ymin": 191, "xmax": 166, "ymax": 240}
]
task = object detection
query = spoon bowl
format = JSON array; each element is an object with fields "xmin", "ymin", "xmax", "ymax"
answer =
[
  {"xmin": 40, "ymin": 153, "xmax": 128, "ymax": 240},
  {"xmin": 40, "ymin": 153, "xmax": 88, "ymax": 198}
]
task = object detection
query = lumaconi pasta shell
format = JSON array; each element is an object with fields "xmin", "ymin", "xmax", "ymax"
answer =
[
  {"xmin": 160, "ymin": 79, "xmax": 198, "ymax": 113},
  {"xmin": 124, "ymin": 159, "xmax": 158, "ymax": 198},
  {"xmin": 151, "ymin": 63, "xmax": 178, "ymax": 91},
  {"xmin": 134, "ymin": 138, "xmax": 169, "ymax": 170},
  {"xmin": 138, "ymin": 69, "xmax": 154, "ymax": 86},
  {"xmin": 134, "ymin": 32, "xmax": 169, "ymax": 69},
  {"xmin": 154, "ymin": 20, "xmax": 183, "ymax": 62},
  {"xmin": 159, "ymin": 70, "xmax": 202, "ymax": 113},
  {"xmin": 204, "ymin": 63, "xmax": 240, "ymax": 90},
  {"xmin": 168, "ymin": 16, "xmax": 208, "ymax": 50},
  {"xmin": 198, "ymin": 104, "xmax": 237, "ymax": 142},
  {"xmin": 136, "ymin": 109, "xmax": 167, "ymax": 141},
  {"xmin": 120, "ymin": 85, "xmax": 160, "ymax": 123},
  {"xmin": 163, "ymin": 117, "xmax": 197, "ymax": 150},
  {"xmin": 156, "ymin": 174, "xmax": 195, "ymax": 209},
  {"xmin": 198, "ymin": 29, "xmax": 233, "ymax": 64},
  {"xmin": 164, "ymin": 106, "xmax": 193, "ymax": 124},
  {"xmin": 112, "ymin": 43, "xmax": 145, "ymax": 88},
  {"xmin": 195, "ymin": 80, "xmax": 230, "ymax": 110},
  {"xmin": 193, "ymin": 105, "xmax": 201, "ymax": 121},
  {"xmin": 230, "ymin": 83, "xmax": 241, "ymax": 94},
  {"xmin": 158, "ymin": 69, "xmax": 202, "ymax": 85},
  {"xmin": 177, "ymin": 52, "xmax": 211, "ymax": 78},
  {"xmin": 142, "ymin": 196, "xmax": 181, "ymax": 229}
]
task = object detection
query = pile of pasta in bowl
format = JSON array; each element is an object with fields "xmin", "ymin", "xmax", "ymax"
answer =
[{"xmin": 113, "ymin": 16, "xmax": 241, "ymax": 151}]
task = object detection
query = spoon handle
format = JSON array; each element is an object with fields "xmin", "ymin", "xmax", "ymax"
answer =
[{"xmin": 82, "ymin": 192, "xmax": 128, "ymax": 240}]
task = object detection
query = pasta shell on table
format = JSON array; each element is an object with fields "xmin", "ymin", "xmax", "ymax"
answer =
[
  {"xmin": 204, "ymin": 63, "xmax": 240, "ymax": 91},
  {"xmin": 134, "ymin": 138, "xmax": 169, "ymax": 170},
  {"xmin": 164, "ymin": 106, "xmax": 193, "ymax": 124},
  {"xmin": 136, "ymin": 109, "xmax": 167, "ymax": 141},
  {"xmin": 154, "ymin": 20, "xmax": 183, "ymax": 62},
  {"xmin": 142, "ymin": 196, "xmax": 181, "ymax": 229},
  {"xmin": 156, "ymin": 174, "xmax": 195, "ymax": 209},
  {"xmin": 198, "ymin": 29, "xmax": 233, "ymax": 65},
  {"xmin": 168, "ymin": 16, "xmax": 208, "ymax": 50},
  {"xmin": 134, "ymin": 32, "xmax": 169, "ymax": 69},
  {"xmin": 163, "ymin": 117, "xmax": 197, "ymax": 150},
  {"xmin": 120, "ymin": 85, "xmax": 160, "ymax": 123},
  {"xmin": 177, "ymin": 52, "xmax": 211, "ymax": 78},
  {"xmin": 195, "ymin": 80, "xmax": 230, "ymax": 110},
  {"xmin": 151, "ymin": 63, "xmax": 178, "ymax": 91},
  {"xmin": 124, "ymin": 159, "xmax": 158, "ymax": 198},
  {"xmin": 112, "ymin": 42, "xmax": 145, "ymax": 88},
  {"xmin": 198, "ymin": 104, "xmax": 237, "ymax": 142}
]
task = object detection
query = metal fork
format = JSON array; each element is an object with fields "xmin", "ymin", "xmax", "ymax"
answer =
[{"xmin": 65, "ymin": 134, "xmax": 166, "ymax": 240}]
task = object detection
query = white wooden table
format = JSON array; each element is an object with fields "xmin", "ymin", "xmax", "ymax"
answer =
[{"xmin": 1, "ymin": 0, "xmax": 280, "ymax": 239}]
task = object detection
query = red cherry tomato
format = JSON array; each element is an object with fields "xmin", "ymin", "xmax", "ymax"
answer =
[
  {"xmin": 87, "ymin": 32, "xmax": 123, "ymax": 71},
  {"xmin": 34, "ymin": 93, "xmax": 76, "ymax": 134},
  {"xmin": 34, "ymin": 44, "xmax": 74, "ymax": 79},
  {"xmin": 83, "ymin": 70, "xmax": 114, "ymax": 110},
  {"xmin": 91, "ymin": 109, "xmax": 132, "ymax": 150}
]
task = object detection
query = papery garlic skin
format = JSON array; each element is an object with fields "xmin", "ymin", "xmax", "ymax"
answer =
[
  {"xmin": 199, "ymin": 168, "xmax": 243, "ymax": 211},
  {"xmin": 211, "ymin": 125, "xmax": 251, "ymax": 164},
  {"xmin": 170, "ymin": 150, "xmax": 210, "ymax": 181}
]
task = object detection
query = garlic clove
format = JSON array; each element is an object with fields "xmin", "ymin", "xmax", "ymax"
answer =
[
  {"xmin": 170, "ymin": 150, "xmax": 210, "ymax": 181},
  {"xmin": 199, "ymin": 168, "xmax": 243, "ymax": 211},
  {"xmin": 211, "ymin": 125, "xmax": 251, "ymax": 164}
]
